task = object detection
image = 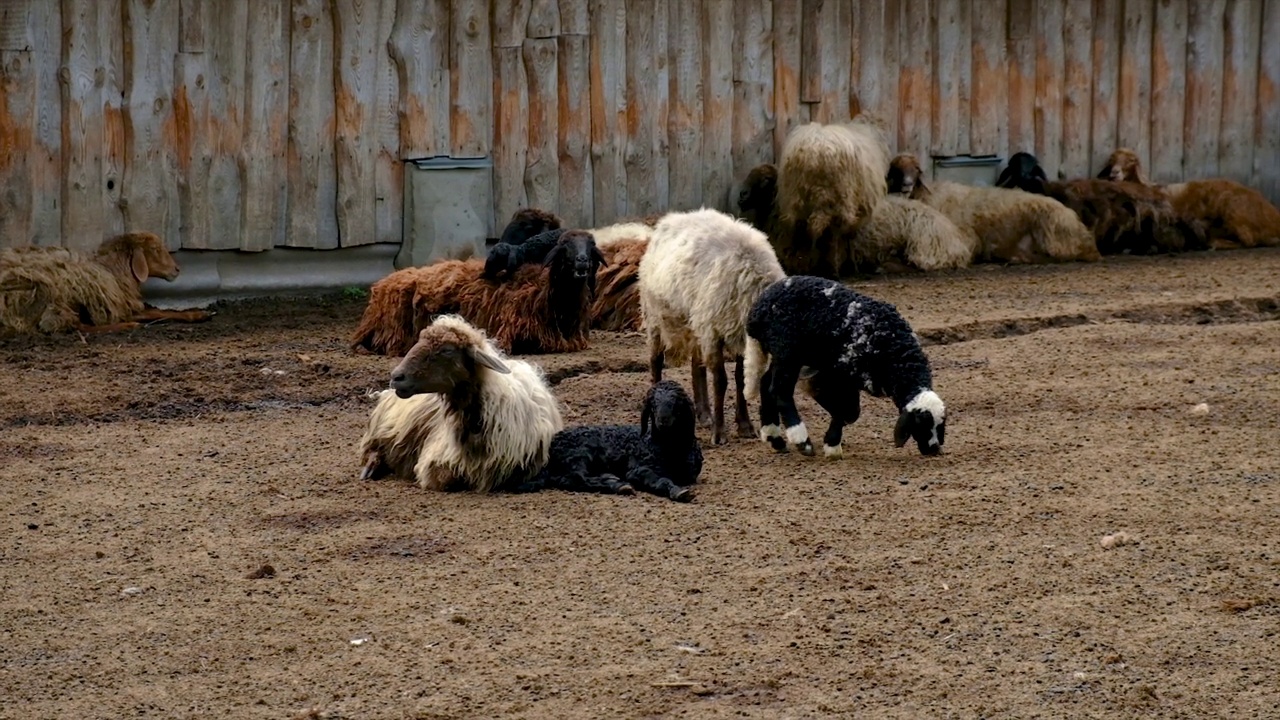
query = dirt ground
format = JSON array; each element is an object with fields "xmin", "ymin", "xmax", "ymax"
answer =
[{"xmin": 2, "ymin": 249, "xmax": 1278, "ymax": 719}]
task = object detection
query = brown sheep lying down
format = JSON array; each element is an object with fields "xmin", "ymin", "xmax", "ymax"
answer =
[
  {"xmin": 0, "ymin": 232, "xmax": 212, "ymax": 335},
  {"xmin": 1098, "ymin": 148, "xmax": 1280, "ymax": 250}
]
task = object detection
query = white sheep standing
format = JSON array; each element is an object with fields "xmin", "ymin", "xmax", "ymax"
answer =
[
  {"xmin": 639, "ymin": 207, "xmax": 787, "ymax": 445},
  {"xmin": 358, "ymin": 314, "xmax": 564, "ymax": 492}
]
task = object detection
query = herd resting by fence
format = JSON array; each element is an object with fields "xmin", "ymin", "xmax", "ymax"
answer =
[{"xmin": 4, "ymin": 118, "xmax": 1279, "ymax": 503}]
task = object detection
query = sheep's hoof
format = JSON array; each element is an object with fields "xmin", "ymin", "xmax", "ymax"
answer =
[
  {"xmin": 768, "ymin": 437, "xmax": 789, "ymax": 453},
  {"xmin": 823, "ymin": 444, "xmax": 844, "ymax": 460},
  {"xmin": 696, "ymin": 412, "xmax": 713, "ymax": 429},
  {"xmin": 736, "ymin": 421, "xmax": 757, "ymax": 439},
  {"xmin": 711, "ymin": 432, "xmax": 727, "ymax": 446},
  {"xmin": 797, "ymin": 441, "xmax": 816, "ymax": 457},
  {"xmin": 670, "ymin": 486, "xmax": 695, "ymax": 503},
  {"xmin": 615, "ymin": 484, "xmax": 635, "ymax": 496}
]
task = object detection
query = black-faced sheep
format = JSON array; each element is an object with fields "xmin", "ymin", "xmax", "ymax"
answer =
[
  {"xmin": 350, "ymin": 230, "xmax": 608, "ymax": 357},
  {"xmin": 483, "ymin": 228, "xmax": 567, "ymax": 280},
  {"xmin": 887, "ymin": 153, "xmax": 1101, "ymax": 264},
  {"xmin": 523, "ymin": 380, "xmax": 703, "ymax": 502},
  {"xmin": 774, "ymin": 121, "xmax": 892, "ymax": 278},
  {"xmin": 744, "ymin": 275, "xmax": 946, "ymax": 458},
  {"xmin": 0, "ymin": 232, "xmax": 212, "ymax": 335},
  {"xmin": 1098, "ymin": 148, "xmax": 1280, "ymax": 250},
  {"xmin": 358, "ymin": 314, "xmax": 564, "ymax": 492},
  {"xmin": 997, "ymin": 152, "xmax": 1207, "ymax": 255},
  {"xmin": 639, "ymin": 208, "xmax": 786, "ymax": 445}
]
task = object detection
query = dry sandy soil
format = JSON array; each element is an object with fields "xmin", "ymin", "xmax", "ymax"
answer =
[{"xmin": 2, "ymin": 249, "xmax": 1278, "ymax": 719}]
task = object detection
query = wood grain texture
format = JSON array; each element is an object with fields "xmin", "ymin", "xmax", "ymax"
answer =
[
  {"xmin": 589, "ymin": 0, "xmax": 625, "ymax": 223},
  {"xmin": 1007, "ymin": 0, "xmax": 1036, "ymax": 157},
  {"xmin": 178, "ymin": 0, "xmax": 205, "ymax": 53},
  {"xmin": 26, "ymin": 0, "xmax": 60, "ymax": 245},
  {"xmin": 524, "ymin": 37, "xmax": 559, "ymax": 212},
  {"xmin": 493, "ymin": 45, "xmax": 528, "ymax": 225},
  {"xmin": 1117, "ymin": 0, "xmax": 1153, "ymax": 170},
  {"xmin": 557, "ymin": 32, "xmax": 592, "ymax": 226},
  {"xmin": 732, "ymin": 0, "xmax": 773, "ymax": 186},
  {"xmin": 558, "ymin": 0, "xmax": 589, "ymax": 34},
  {"xmin": 388, "ymin": 0, "xmax": 449, "ymax": 157},
  {"xmin": 203, "ymin": 1, "xmax": 246, "ymax": 251},
  {"xmin": 0, "ymin": 0, "xmax": 31, "ymax": 51},
  {"xmin": 122, "ymin": 0, "xmax": 181, "ymax": 249},
  {"xmin": 333, "ymin": 0, "xmax": 379, "ymax": 247},
  {"xmin": 1034, "ymin": 0, "xmax": 1065, "ymax": 176},
  {"xmin": 1183, "ymin": 0, "xmax": 1225, "ymax": 178},
  {"xmin": 624, "ymin": 0, "xmax": 658, "ymax": 215},
  {"xmin": 800, "ymin": 0, "xmax": 822, "ymax": 104},
  {"xmin": 0, "ymin": 50, "xmax": 34, "ymax": 247},
  {"xmin": 969, "ymin": 0, "xmax": 1006, "ymax": 156},
  {"xmin": 817, "ymin": 0, "xmax": 851, "ymax": 124},
  {"xmin": 857, "ymin": 0, "xmax": 899, "ymax": 141},
  {"xmin": 372, "ymin": 0, "xmax": 401, "ymax": 246},
  {"xmin": 450, "ymin": 0, "xmax": 492, "ymax": 158},
  {"xmin": 99, "ymin": 0, "xmax": 125, "ymax": 240},
  {"xmin": 1218, "ymin": 0, "xmax": 1260, "ymax": 182},
  {"xmin": 59, "ymin": 0, "xmax": 103, "ymax": 250},
  {"xmin": 773, "ymin": 0, "xmax": 801, "ymax": 156},
  {"xmin": 1061, "ymin": 0, "xmax": 1092, "ymax": 178},
  {"xmin": 1089, "ymin": 0, "xmax": 1120, "ymax": 174},
  {"xmin": 668, "ymin": 0, "xmax": 703, "ymax": 211},
  {"xmin": 701, "ymin": 0, "xmax": 733, "ymax": 210},
  {"xmin": 1150, "ymin": 0, "xmax": 1187, "ymax": 183},
  {"xmin": 174, "ymin": 48, "xmax": 211, "ymax": 248},
  {"xmin": 528, "ymin": 0, "xmax": 561, "ymax": 38},
  {"xmin": 1256, "ymin": 0, "xmax": 1280, "ymax": 201},
  {"xmin": 240, "ymin": 0, "xmax": 287, "ymax": 251},
  {"xmin": 931, "ymin": 0, "xmax": 963, "ymax": 156},
  {"xmin": 898, "ymin": 0, "xmax": 931, "ymax": 170},
  {"xmin": 287, "ymin": 0, "xmax": 338, "ymax": 249},
  {"xmin": 492, "ymin": 0, "xmax": 532, "ymax": 47}
]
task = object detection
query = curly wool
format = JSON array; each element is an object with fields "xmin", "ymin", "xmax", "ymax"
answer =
[{"xmin": 483, "ymin": 228, "xmax": 568, "ymax": 279}]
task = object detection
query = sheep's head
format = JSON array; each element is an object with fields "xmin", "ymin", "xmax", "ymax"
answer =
[
  {"xmin": 390, "ymin": 318, "xmax": 511, "ymax": 399},
  {"xmin": 543, "ymin": 229, "xmax": 607, "ymax": 283},
  {"xmin": 99, "ymin": 232, "xmax": 180, "ymax": 284},
  {"xmin": 887, "ymin": 154, "xmax": 929, "ymax": 200},
  {"xmin": 482, "ymin": 244, "xmax": 514, "ymax": 280},
  {"xmin": 996, "ymin": 152, "xmax": 1050, "ymax": 194},
  {"xmin": 737, "ymin": 164, "xmax": 779, "ymax": 228},
  {"xmin": 641, "ymin": 379, "xmax": 697, "ymax": 447},
  {"xmin": 895, "ymin": 390, "xmax": 946, "ymax": 456},
  {"xmin": 500, "ymin": 207, "xmax": 563, "ymax": 246},
  {"xmin": 1098, "ymin": 148, "xmax": 1147, "ymax": 184}
]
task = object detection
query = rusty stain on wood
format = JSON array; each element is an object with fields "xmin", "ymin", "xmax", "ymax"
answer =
[
  {"xmin": 1089, "ymin": 0, "xmax": 1120, "ymax": 174},
  {"xmin": 1183, "ymin": 0, "xmax": 1225, "ymax": 178},
  {"xmin": 1151, "ymin": 0, "xmax": 1188, "ymax": 183},
  {"xmin": 1034, "ymin": 0, "xmax": 1065, "ymax": 176},
  {"xmin": 1061, "ymin": 0, "xmax": 1092, "ymax": 178},
  {"xmin": 1252, "ymin": 0, "xmax": 1278, "ymax": 199},
  {"xmin": 524, "ymin": 37, "xmax": 559, "ymax": 212},
  {"xmin": 333, "ymin": 0, "xmax": 379, "ymax": 248},
  {"xmin": 1117, "ymin": 0, "xmax": 1153, "ymax": 172},
  {"xmin": 969, "ymin": 0, "xmax": 1006, "ymax": 156}
]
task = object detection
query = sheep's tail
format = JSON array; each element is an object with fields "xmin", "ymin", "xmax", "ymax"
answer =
[{"xmin": 743, "ymin": 335, "xmax": 769, "ymax": 403}]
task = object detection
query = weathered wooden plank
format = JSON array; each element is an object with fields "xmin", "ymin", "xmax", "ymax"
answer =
[
  {"xmin": 0, "ymin": 50, "xmax": 34, "ymax": 248},
  {"xmin": 1061, "ymin": 0, "xmax": 1092, "ymax": 178},
  {"xmin": 1218, "ymin": 0, "xmax": 1261, "ymax": 183},
  {"xmin": 898, "ymin": 0, "xmax": 931, "ymax": 170},
  {"xmin": 1184, "ymin": 0, "xmax": 1225, "ymax": 178},
  {"xmin": 100, "ymin": 0, "xmax": 126, "ymax": 240},
  {"xmin": 1256, "ymin": 0, "xmax": 1280, "ymax": 201},
  {"xmin": 122, "ymin": 0, "xmax": 181, "ymax": 248},
  {"xmin": 732, "ymin": 0, "xmax": 773, "ymax": 184},
  {"xmin": 178, "ymin": 0, "xmax": 205, "ymax": 53},
  {"xmin": 589, "ymin": 0, "xmax": 625, "ymax": 223},
  {"xmin": 625, "ymin": 0, "xmax": 658, "ymax": 215},
  {"xmin": 240, "ymin": 0, "xmax": 287, "ymax": 251},
  {"xmin": 653, "ymin": 0, "xmax": 670, "ymax": 209},
  {"xmin": 558, "ymin": 32, "xmax": 592, "ymax": 226},
  {"xmin": 373, "ymin": 0, "xmax": 402, "ymax": 245},
  {"xmin": 288, "ymin": 0, "xmax": 338, "ymax": 249},
  {"xmin": 669, "ymin": 0, "xmax": 702, "ymax": 211},
  {"xmin": 174, "ymin": 49, "xmax": 212, "ymax": 249},
  {"xmin": 492, "ymin": 0, "xmax": 531, "ymax": 47},
  {"xmin": 856, "ymin": 0, "xmax": 899, "ymax": 138},
  {"xmin": 817, "ymin": 0, "xmax": 851, "ymax": 123},
  {"xmin": 1150, "ymin": 0, "xmax": 1187, "ymax": 183},
  {"xmin": 0, "ymin": 0, "xmax": 30, "ymax": 50},
  {"xmin": 524, "ymin": 38, "xmax": 559, "ymax": 212},
  {"xmin": 800, "ymin": 0, "xmax": 822, "ymax": 104},
  {"xmin": 1117, "ymin": 0, "xmax": 1153, "ymax": 171},
  {"xmin": 969, "ymin": 0, "xmax": 1006, "ymax": 156},
  {"xmin": 388, "ymin": 0, "xmax": 449, "ymax": 157},
  {"xmin": 1007, "ymin": 0, "xmax": 1036, "ymax": 157},
  {"xmin": 702, "ymin": 0, "xmax": 733, "ymax": 209},
  {"xmin": 528, "ymin": 0, "xmax": 561, "ymax": 38},
  {"xmin": 955, "ymin": 0, "xmax": 971, "ymax": 152},
  {"xmin": 1034, "ymin": 0, "xmax": 1065, "ymax": 176},
  {"xmin": 1089, "ymin": 0, "xmax": 1120, "ymax": 173},
  {"xmin": 203, "ymin": 0, "xmax": 247, "ymax": 251},
  {"xmin": 450, "ymin": 0, "xmax": 492, "ymax": 158},
  {"xmin": 931, "ymin": 0, "xmax": 962, "ymax": 156},
  {"xmin": 493, "ymin": 46, "xmax": 528, "ymax": 223},
  {"xmin": 559, "ymin": 0, "xmax": 590, "ymax": 34},
  {"xmin": 333, "ymin": 0, "xmax": 379, "ymax": 247},
  {"xmin": 27, "ymin": 0, "xmax": 59, "ymax": 245},
  {"xmin": 773, "ymin": 0, "xmax": 801, "ymax": 157},
  {"xmin": 59, "ymin": 0, "xmax": 103, "ymax": 250}
]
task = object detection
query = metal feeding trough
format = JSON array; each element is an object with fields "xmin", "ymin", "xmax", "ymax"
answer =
[
  {"xmin": 399, "ymin": 156, "xmax": 495, "ymax": 269},
  {"xmin": 931, "ymin": 155, "xmax": 1006, "ymax": 188}
]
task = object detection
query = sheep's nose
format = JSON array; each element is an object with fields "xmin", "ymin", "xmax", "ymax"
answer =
[{"xmin": 391, "ymin": 372, "xmax": 406, "ymax": 384}]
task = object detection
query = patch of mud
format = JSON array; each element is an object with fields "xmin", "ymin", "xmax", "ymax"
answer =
[{"xmin": 345, "ymin": 535, "xmax": 454, "ymax": 561}]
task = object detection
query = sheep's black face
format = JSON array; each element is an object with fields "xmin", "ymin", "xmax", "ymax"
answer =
[
  {"xmin": 482, "ymin": 245, "xmax": 512, "ymax": 280},
  {"xmin": 546, "ymin": 230, "xmax": 607, "ymax": 281},
  {"xmin": 738, "ymin": 164, "xmax": 778, "ymax": 218},
  {"xmin": 642, "ymin": 380, "xmax": 697, "ymax": 447},
  {"xmin": 996, "ymin": 152, "xmax": 1049, "ymax": 194},
  {"xmin": 895, "ymin": 390, "xmax": 946, "ymax": 456}
]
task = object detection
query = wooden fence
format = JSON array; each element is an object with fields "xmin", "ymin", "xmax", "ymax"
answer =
[{"xmin": 1, "ymin": 0, "xmax": 1277, "ymax": 253}]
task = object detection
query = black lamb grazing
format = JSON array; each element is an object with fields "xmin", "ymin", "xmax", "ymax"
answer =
[
  {"xmin": 483, "ymin": 228, "xmax": 569, "ymax": 280},
  {"xmin": 499, "ymin": 207, "xmax": 563, "ymax": 246},
  {"xmin": 518, "ymin": 380, "xmax": 703, "ymax": 502},
  {"xmin": 743, "ymin": 275, "xmax": 947, "ymax": 458}
]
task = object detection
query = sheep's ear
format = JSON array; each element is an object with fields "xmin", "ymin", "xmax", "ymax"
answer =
[
  {"xmin": 640, "ymin": 394, "xmax": 653, "ymax": 436},
  {"xmin": 130, "ymin": 246, "xmax": 149, "ymax": 284},
  {"xmin": 995, "ymin": 166, "xmax": 1015, "ymax": 188},
  {"xmin": 542, "ymin": 243, "xmax": 566, "ymax": 268},
  {"xmin": 1096, "ymin": 165, "xmax": 1111, "ymax": 180},
  {"xmin": 591, "ymin": 244, "xmax": 608, "ymax": 268},
  {"xmin": 893, "ymin": 410, "xmax": 913, "ymax": 448},
  {"xmin": 469, "ymin": 346, "xmax": 511, "ymax": 374}
]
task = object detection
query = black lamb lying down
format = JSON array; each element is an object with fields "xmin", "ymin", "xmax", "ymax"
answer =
[
  {"xmin": 519, "ymin": 380, "xmax": 703, "ymax": 502},
  {"xmin": 743, "ymin": 275, "xmax": 947, "ymax": 458},
  {"xmin": 499, "ymin": 207, "xmax": 563, "ymax": 246},
  {"xmin": 483, "ymin": 228, "xmax": 568, "ymax": 280}
]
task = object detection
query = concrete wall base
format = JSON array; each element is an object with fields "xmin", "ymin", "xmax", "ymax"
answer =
[{"xmin": 141, "ymin": 244, "xmax": 399, "ymax": 309}]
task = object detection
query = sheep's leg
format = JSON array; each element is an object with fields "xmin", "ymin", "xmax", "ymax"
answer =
[
  {"xmin": 709, "ymin": 342, "xmax": 729, "ymax": 445},
  {"xmin": 690, "ymin": 349, "xmax": 712, "ymax": 428},
  {"xmin": 647, "ymin": 327, "xmax": 665, "ymax": 383},
  {"xmin": 812, "ymin": 390, "xmax": 860, "ymax": 460},
  {"xmin": 625, "ymin": 466, "xmax": 694, "ymax": 502},
  {"xmin": 733, "ymin": 354, "xmax": 756, "ymax": 438},
  {"xmin": 132, "ymin": 307, "xmax": 214, "ymax": 324},
  {"xmin": 770, "ymin": 363, "xmax": 814, "ymax": 456},
  {"xmin": 756, "ymin": 365, "xmax": 787, "ymax": 452},
  {"xmin": 552, "ymin": 471, "xmax": 634, "ymax": 496},
  {"xmin": 74, "ymin": 321, "xmax": 141, "ymax": 334}
]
